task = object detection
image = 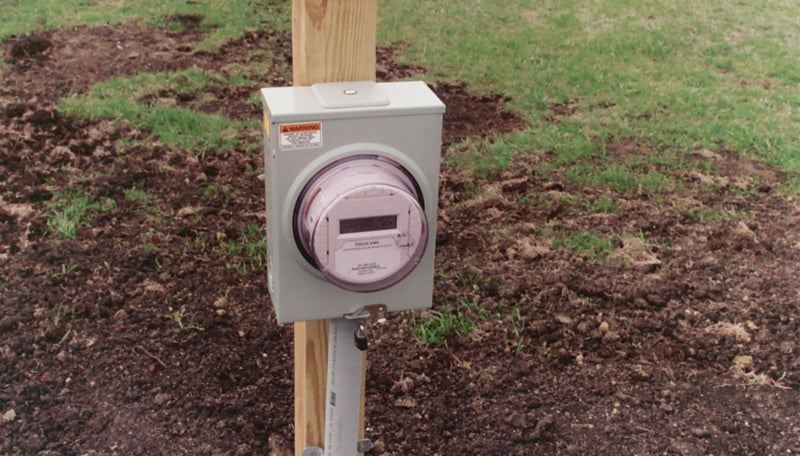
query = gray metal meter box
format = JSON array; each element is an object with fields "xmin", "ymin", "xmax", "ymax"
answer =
[{"xmin": 261, "ymin": 81, "xmax": 445, "ymax": 324}]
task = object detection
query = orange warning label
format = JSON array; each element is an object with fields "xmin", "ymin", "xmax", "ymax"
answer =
[
  {"xmin": 279, "ymin": 122, "xmax": 323, "ymax": 150},
  {"xmin": 279, "ymin": 123, "xmax": 321, "ymax": 134}
]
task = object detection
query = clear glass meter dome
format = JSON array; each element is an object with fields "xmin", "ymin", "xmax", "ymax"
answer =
[{"xmin": 293, "ymin": 155, "xmax": 428, "ymax": 292}]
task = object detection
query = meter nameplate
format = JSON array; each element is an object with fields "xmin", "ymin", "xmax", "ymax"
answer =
[
  {"xmin": 335, "ymin": 238, "xmax": 401, "ymax": 282},
  {"xmin": 279, "ymin": 122, "xmax": 322, "ymax": 150}
]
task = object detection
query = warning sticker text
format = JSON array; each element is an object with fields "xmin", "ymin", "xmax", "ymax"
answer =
[{"xmin": 279, "ymin": 122, "xmax": 322, "ymax": 150}]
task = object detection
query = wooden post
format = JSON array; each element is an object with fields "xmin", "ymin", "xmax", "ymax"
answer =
[
  {"xmin": 291, "ymin": 1, "xmax": 377, "ymax": 455},
  {"xmin": 292, "ymin": 0, "xmax": 378, "ymax": 86}
]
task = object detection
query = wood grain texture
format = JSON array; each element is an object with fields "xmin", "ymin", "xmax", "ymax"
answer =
[
  {"xmin": 293, "ymin": 320, "xmax": 328, "ymax": 454},
  {"xmin": 292, "ymin": 0, "xmax": 378, "ymax": 85},
  {"xmin": 291, "ymin": 1, "xmax": 377, "ymax": 454}
]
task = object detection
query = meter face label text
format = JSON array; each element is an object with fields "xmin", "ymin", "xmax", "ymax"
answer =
[
  {"xmin": 279, "ymin": 122, "xmax": 322, "ymax": 150},
  {"xmin": 334, "ymin": 237, "xmax": 401, "ymax": 281}
]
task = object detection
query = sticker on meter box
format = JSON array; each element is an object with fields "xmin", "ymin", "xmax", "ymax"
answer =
[
  {"xmin": 335, "ymin": 238, "xmax": 401, "ymax": 280},
  {"xmin": 279, "ymin": 122, "xmax": 322, "ymax": 150}
]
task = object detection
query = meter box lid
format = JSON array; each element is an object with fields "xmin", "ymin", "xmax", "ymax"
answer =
[{"xmin": 261, "ymin": 81, "xmax": 445, "ymax": 123}]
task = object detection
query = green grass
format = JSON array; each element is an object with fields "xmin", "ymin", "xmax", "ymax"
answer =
[
  {"xmin": 124, "ymin": 188, "xmax": 153, "ymax": 203},
  {"xmin": 552, "ymin": 230, "xmax": 615, "ymax": 261},
  {"xmin": 10, "ymin": 0, "xmax": 794, "ymax": 183},
  {"xmin": 4, "ymin": 0, "xmax": 797, "ymax": 179},
  {"xmin": 444, "ymin": 137, "xmax": 516, "ymax": 177},
  {"xmin": 381, "ymin": 0, "xmax": 800, "ymax": 185},
  {"xmin": 410, "ymin": 302, "xmax": 479, "ymax": 348},
  {"xmin": 221, "ymin": 224, "xmax": 267, "ymax": 276},
  {"xmin": 685, "ymin": 208, "xmax": 740, "ymax": 222},
  {"xmin": 139, "ymin": 229, "xmax": 161, "ymax": 255},
  {"xmin": 565, "ymin": 163, "xmax": 674, "ymax": 193},
  {"xmin": 203, "ymin": 183, "xmax": 236, "ymax": 206},
  {"xmin": 46, "ymin": 189, "xmax": 116, "ymax": 239},
  {"xmin": 4, "ymin": 2, "xmax": 289, "ymax": 151},
  {"xmin": 59, "ymin": 69, "xmax": 252, "ymax": 154},
  {"xmin": 585, "ymin": 197, "xmax": 619, "ymax": 214},
  {"xmin": 164, "ymin": 306, "xmax": 204, "ymax": 333},
  {"xmin": 0, "ymin": 0, "xmax": 288, "ymax": 49}
]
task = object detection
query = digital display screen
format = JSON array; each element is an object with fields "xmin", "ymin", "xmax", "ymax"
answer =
[{"xmin": 340, "ymin": 215, "xmax": 397, "ymax": 234}]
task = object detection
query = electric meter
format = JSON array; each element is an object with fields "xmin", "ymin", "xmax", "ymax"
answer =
[
  {"xmin": 293, "ymin": 155, "xmax": 428, "ymax": 292},
  {"xmin": 261, "ymin": 81, "xmax": 445, "ymax": 323}
]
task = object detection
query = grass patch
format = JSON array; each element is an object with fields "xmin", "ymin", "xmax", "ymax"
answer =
[
  {"xmin": 202, "ymin": 182, "xmax": 235, "ymax": 207},
  {"xmin": 59, "ymin": 69, "xmax": 251, "ymax": 154},
  {"xmin": 508, "ymin": 305, "xmax": 528, "ymax": 356},
  {"xmin": 685, "ymin": 208, "xmax": 740, "ymax": 222},
  {"xmin": 410, "ymin": 298, "xmax": 483, "ymax": 348},
  {"xmin": 0, "ymin": 0, "xmax": 289, "ymax": 49},
  {"xmin": 515, "ymin": 194, "xmax": 540, "ymax": 207},
  {"xmin": 60, "ymin": 97, "xmax": 243, "ymax": 153},
  {"xmin": 46, "ymin": 189, "xmax": 116, "ymax": 239},
  {"xmin": 139, "ymin": 229, "xmax": 161, "ymax": 255},
  {"xmin": 380, "ymin": 0, "xmax": 800, "ymax": 182},
  {"xmin": 454, "ymin": 266, "xmax": 503, "ymax": 296},
  {"xmin": 4, "ymin": 0, "xmax": 799, "ymax": 181},
  {"xmin": 221, "ymin": 224, "xmax": 267, "ymax": 276},
  {"xmin": 552, "ymin": 230, "xmax": 615, "ymax": 261},
  {"xmin": 444, "ymin": 137, "xmax": 515, "ymax": 177},
  {"xmin": 585, "ymin": 197, "xmax": 619, "ymax": 214},
  {"xmin": 565, "ymin": 163, "xmax": 673, "ymax": 193},
  {"xmin": 164, "ymin": 306, "xmax": 204, "ymax": 333},
  {"xmin": 123, "ymin": 188, "xmax": 153, "ymax": 203}
]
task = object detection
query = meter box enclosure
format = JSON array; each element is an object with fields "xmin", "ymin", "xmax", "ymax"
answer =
[{"xmin": 261, "ymin": 81, "xmax": 445, "ymax": 324}]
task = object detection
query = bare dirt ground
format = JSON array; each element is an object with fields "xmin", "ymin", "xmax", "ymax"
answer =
[{"xmin": 1, "ymin": 19, "xmax": 798, "ymax": 456}]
